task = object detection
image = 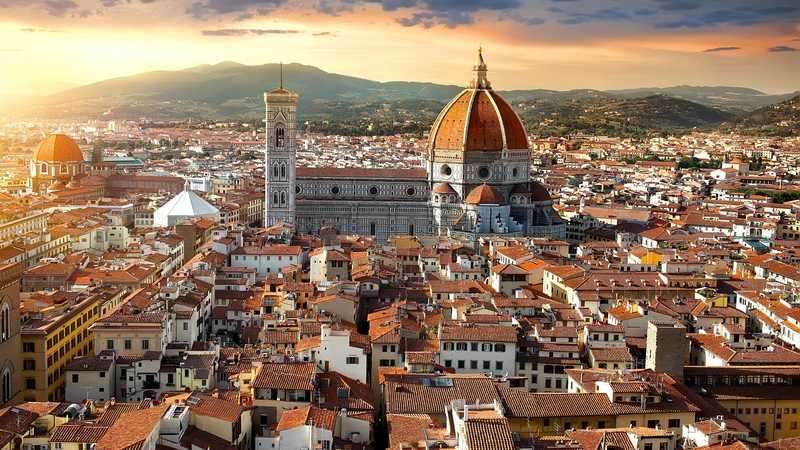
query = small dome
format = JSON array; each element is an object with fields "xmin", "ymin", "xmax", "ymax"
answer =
[
  {"xmin": 511, "ymin": 181, "xmax": 552, "ymax": 201},
  {"xmin": 465, "ymin": 183, "xmax": 504, "ymax": 205},
  {"xmin": 34, "ymin": 134, "xmax": 85, "ymax": 163},
  {"xmin": 432, "ymin": 182, "xmax": 457, "ymax": 194}
]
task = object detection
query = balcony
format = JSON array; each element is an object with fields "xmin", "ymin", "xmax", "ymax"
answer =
[{"xmin": 142, "ymin": 380, "xmax": 160, "ymax": 389}]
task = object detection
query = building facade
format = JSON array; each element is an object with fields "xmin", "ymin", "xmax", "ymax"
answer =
[{"xmin": 265, "ymin": 50, "xmax": 566, "ymax": 245}]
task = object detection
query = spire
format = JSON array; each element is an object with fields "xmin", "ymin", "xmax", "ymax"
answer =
[{"xmin": 470, "ymin": 46, "xmax": 491, "ymax": 89}]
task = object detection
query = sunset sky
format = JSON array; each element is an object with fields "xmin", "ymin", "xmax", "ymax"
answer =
[{"xmin": 1, "ymin": 0, "xmax": 799, "ymax": 99}]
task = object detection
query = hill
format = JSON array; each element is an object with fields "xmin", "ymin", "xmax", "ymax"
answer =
[
  {"xmin": 516, "ymin": 94, "xmax": 736, "ymax": 138},
  {"xmin": 10, "ymin": 61, "xmax": 791, "ymax": 137},
  {"xmin": 727, "ymin": 95, "xmax": 800, "ymax": 136}
]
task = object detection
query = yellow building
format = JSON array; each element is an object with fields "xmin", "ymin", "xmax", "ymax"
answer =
[
  {"xmin": 20, "ymin": 287, "xmax": 123, "ymax": 401},
  {"xmin": 685, "ymin": 366, "xmax": 800, "ymax": 441}
]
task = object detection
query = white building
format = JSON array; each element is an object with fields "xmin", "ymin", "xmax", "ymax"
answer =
[
  {"xmin": 153, "ymin": 183, "xmax": 220, "ymax": 227},
  {"xmin": 296, "ymin": 325, "xmax": 367, "ymax": 383},
  {"xmin": 438, "ymin": 323, "xmax": 518, "ymax": 376},
  {"xmin": 230, "ymin": 244, "xmax": 302, "ymax": 278}
]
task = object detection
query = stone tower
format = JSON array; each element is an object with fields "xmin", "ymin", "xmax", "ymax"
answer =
[
  {"xmin": 645, "ymin": 321, "xmax": 687, "ymax": 381},
  {"xmin": 264, "ymin": 78, "xmax": 298, "ymax": 228}
]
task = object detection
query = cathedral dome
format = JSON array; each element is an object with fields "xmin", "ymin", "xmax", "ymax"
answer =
[
  {"xmin": 428, "ymin": 49, "xmax": 528, "ymax": 153},
  {"xmin": 512, "ymin": 181, "xmax": 552, "ymax": 202},
  {"xmin": 33, "ymin": 134, "xmax": 84, "ymax": 163},
  {"xmin": 465, "ymin": 183, "xmax": 504, "ymax": 205},
  {"xmin": 432, "ymin": 182, "xmax": 457, "ymax": 194}
]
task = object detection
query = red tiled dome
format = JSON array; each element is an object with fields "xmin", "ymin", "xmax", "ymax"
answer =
[
  {"xmin": 465, "ymin": 183, "xmax": 505, "ymax": 205},
  {"xmin": 428, "ymin": 51, "xmax": 528, "ymax": 153},
  {"xmin": 512, "ymin": 181, "xmax": 552, "ymax": 201},
  {"xmin": 33, "ymin": 134, "xmax": 84, "ymax": 163},
  {"xmin": 432, "ymin": 182, "xmax": 457, "ymax": 194}
]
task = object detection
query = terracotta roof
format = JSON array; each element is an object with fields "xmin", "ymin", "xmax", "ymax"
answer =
[
  {"xmin": 430, "ymin": 89, "xmax": 527, "ymax": 152},
  {"xmin": 385, "ymin": 376, "xmax": 500, "ymax": 414},
  {"xmin": 51, "ymin": 424, "xmax": 109, "ymax": 443},
  {"xmin": 275, "ymin": 406, "xmax": 336, "ymax": 432},
  {"xmin": 440, "ymin": 324, "xmax": 517, "ymax": 343},
  {"xmin": 465, "ymin": 184, "xmax": 504, "ymax": 205},
  {"xmin": 464, "ymin": 418, "xmax": 516, "ymax": 450},
  {"xmin": 34, "ymin": 133, "xmax": 85, "ymax": 163},
  {"xmin": 252, "ymin": 362, "xmax": 315, "ymax": 390},
  {"xmin": 297, "ymin": 167, "xmax": 427, "ymax": 180},
  {"xmin": 497, "ymin": 388, "xmax": 617, "ymax": 418},
  {"xmin": 432, "ymin": 182, "xmax": 458, "ymax": 194}
]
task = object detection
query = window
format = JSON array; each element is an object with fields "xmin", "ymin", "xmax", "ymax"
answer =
[
  {"xmin": 477, "ymin": 166, "xmax": 490, "ymax": 179},
  {"xmin": 99, "ymin": 371, "xmax": 106, "ymax": 378},
  {"xmin": 444, "ymin": 360, "xmax": 452, "ymax": 368},
  {"xmin": 668, "ymin": 419, "xmax": 680, "ymax": 428},
  {"xmin": 106, "ymin": 340, "xmax": 114, "ymax": 350},
  {"xmin": 346, "ymin": 356, "xmax": 359, "ymax": 365},
  {"xmin": 369, "ymin": 186, "xmax": 378, "ymax": 195},
  {"xmin": 183, "ymin": 322, "xmax": 188, "ymax": 331},
  {"xmin": 369, "ymin": 222, "xmax": 376, "ymax": 236},
  {"xmin": 495, "ymin": 344, "xmax": 506, "ymax": 352},
  {"xmin": 1, "ymin": 370, "xmax": 10, "ymax": 404},
  {"xmin": 457, "ymin": 360, "xmax": 465, "ymax": 369},
  {"xmin": 141, "ymin": 339, "xmax": 149, "ymax": 350},
  {"xmin": 124, "ymin": 340, "xmax": 132, "ymax": 350},
  {"xmin": 483, "ymin": 361, "xmax": 490, "ymax": 370},
  {"xmin": 25, "ymin": 378, "xmax": 35, "ymax": 389},
  {"xmin": 23, "ymin": 360, "xmax": 35, "ymax": 370},
  {"xmin": 72, "ymin": 374, "xmax": 79, "ymax": 383},
  {"xmin": 456, "ymin": 343, "xmax": 467, "ymax": 351},
  {"xmin": 23, "ymin": 342, "xmax": 34, "ymax": 352},
  {"xmin": 471, "ymin": 343, "xmax": 479, "ymax": 351},
  {"xmin": 644, "ymin": 444, "xmax": 653, "ymax": 450},
  {"xmin": 495, "ymin": 361, "xmax": 503, "ymax": 371},
  {"xmin": 647, "ymin": 420, "xmax": 660, "ymax": 428},
  {"xmin": 470, "ymin": 360, "xmax": 478, "ymax": 369},
  {"xmin": 275, "ymin": 126, "xmax": 285, "ymax": 147}
]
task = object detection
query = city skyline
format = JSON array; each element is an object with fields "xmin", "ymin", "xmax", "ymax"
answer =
[{"xmin": 1, "ymin": 0, "xmax": 799, "ymax": 100}]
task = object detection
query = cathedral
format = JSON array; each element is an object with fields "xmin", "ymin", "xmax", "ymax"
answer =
[{"xmin": 265, "ymin": 50, "xmax": 565, "ymax": 245}]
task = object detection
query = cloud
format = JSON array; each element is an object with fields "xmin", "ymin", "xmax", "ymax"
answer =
[
  {"xmin": 186, "ymin": 0, "xmax": 288, "ymax": 20},
  {"xmin": 557, "ymin": 8, "xmax": 631, "ymax": 25},
  {"xmin": 201, "ymin": 28, "xmax": 304, "ymax": 36},
  {"xmin": 703, "ymin": 46, "xmax": 741, "ymax": 52},
  {"xmin": 655, "ymin": 5, "xmax": 799, "ymax": 28},
  {"xmin": 769, "ymin": 45, "xmax": 798, "ymax": 52},
  {"xmin": 653, "ymin": 0, "xmax": 703, "ymax": 11},
  {"xmin": 312, "ymin": 31, "xmax": 335, "ymax": 36},
  {"xmin": 43, "ymin": 0, "xmax": 78, "ymax": 16},
  {"xmin": 0, "ymin": 48, "xmax": 20, "ymax": 52}
]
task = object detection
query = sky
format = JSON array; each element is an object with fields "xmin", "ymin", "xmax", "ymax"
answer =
[{"xmin": 0, "ymin": 0, "xmax": 799, "ymax": 99}]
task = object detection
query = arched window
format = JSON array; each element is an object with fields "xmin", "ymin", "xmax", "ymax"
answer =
[
  {"xmin": 273, "ymin": 164, "xmax": 279, "ymax": 178},
  {"xmin": 280, "ymin": 164, "xmax": 286, "ymax": 179},
  {"xmin": 370, "ymin": 223, "xmax": 376, "ymax": 236},
  {"xmin": 60, "ymin": 164, "xmax": 67, "ymax": 174},
  {"xmin": 409, "ymin": 224, "xmax": 414, "ymax": 236},
  {"xmin": 1, "ymin": 369, "xmax": 9, "ymax": 404},
  {"xmin": 275, "ymin": 126, "xmax": 285, "ymax": 148},
  {"xmin": 40, "ymin": 163, "xmax": 47, "ymax": 174},
  {"xmin": 0, "ymin": 304, "xmax": 8, "ymax": 342},
  {"xmin": 273, "ymin": 193, "xmax": 279, "ymax": 205},
  {"xmin": 280, "ymin": 192, "xmax": 286, "ymax": 205}
]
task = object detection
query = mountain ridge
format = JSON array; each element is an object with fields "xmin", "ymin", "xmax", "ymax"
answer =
[{"xmin": 10, "ymin": 62, "xmax": 799, "ymax": 135}]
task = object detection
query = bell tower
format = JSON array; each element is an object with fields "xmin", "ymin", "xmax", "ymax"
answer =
[{"xmin": 264, "ymin": 67, "xmax": 298, "ymax": 228}]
